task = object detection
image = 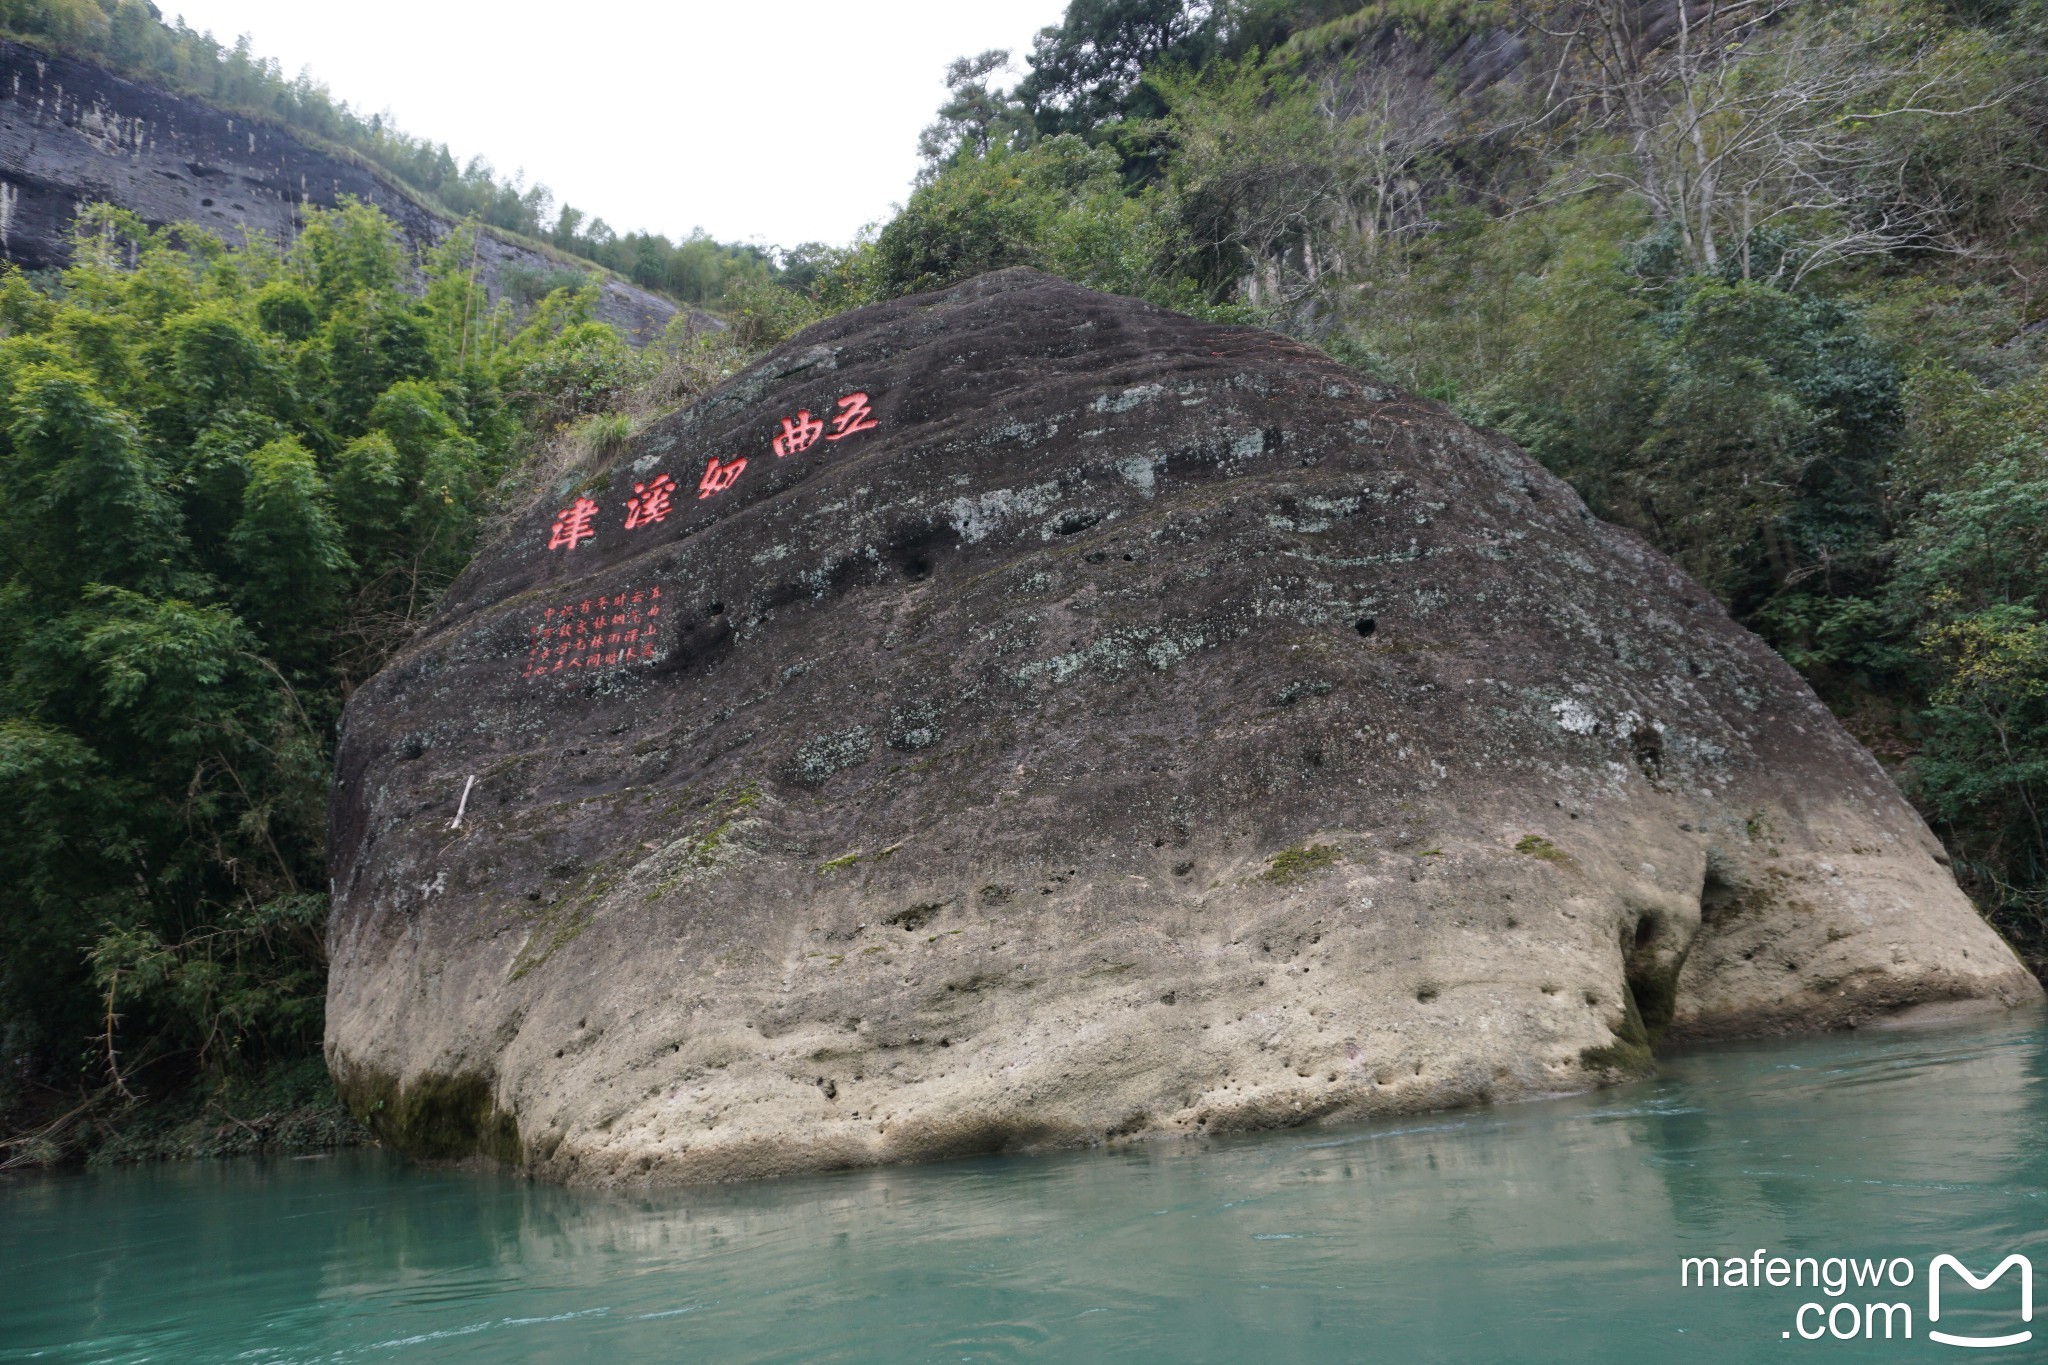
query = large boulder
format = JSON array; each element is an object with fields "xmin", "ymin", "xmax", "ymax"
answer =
[{"xmin": 326, "ymin": 269, "xmax": 2040, "ymax": 1183}]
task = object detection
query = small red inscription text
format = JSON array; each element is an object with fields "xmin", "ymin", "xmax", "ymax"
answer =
[{"xmin": 522, "ymin": 586, "xmax": 664, "ymax": 679}]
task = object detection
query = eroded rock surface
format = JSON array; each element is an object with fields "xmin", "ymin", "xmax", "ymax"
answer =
[{"xmin": 327, "ymin": 269, "xmax": 2039, "ymax": 1183}]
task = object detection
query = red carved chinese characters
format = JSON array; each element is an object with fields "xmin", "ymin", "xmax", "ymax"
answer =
[
  {"xmin": 699, "ymin": 456, "xmax": 746, "ymax": 500},
  {"xmin": 624, "ymin": 473, "xmax": 676, "ymax": 529},
  {"xmin": 548, "ymin": 497, "xmax": 599, "ymax": 551},
  {"xmin": 538, "ymin": 391, "xmax": 882, "ymax": 547},
  {"xmin": 522, "ymin": 586, "xmax": 664, "ymax": 679},
  {"xmin": 773, "ymin": 410, "xmax": 823, "ymax": 457},
  {"xmin": 825, "ymin": 391, "xmax": 878, "ymax": 441}
]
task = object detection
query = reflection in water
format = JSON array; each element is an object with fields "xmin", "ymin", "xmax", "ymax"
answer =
[{"xmin": 3, "ymin": 1010, "xmax": 2044, "ymax": 1362}]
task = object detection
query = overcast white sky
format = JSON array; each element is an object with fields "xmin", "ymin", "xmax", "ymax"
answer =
[{"xmin": 163, "ymin": 2, "xmax": 1067, "ymax": 249}]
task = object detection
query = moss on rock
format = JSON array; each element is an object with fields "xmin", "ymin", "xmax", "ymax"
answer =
[
  {"xmin": 336, "ymin": 1065, "xmax": 520, "ymax": 1164},
  {"xmin": 1262, "ymin": 844, "xmax": 1342, "ymax": 884}
]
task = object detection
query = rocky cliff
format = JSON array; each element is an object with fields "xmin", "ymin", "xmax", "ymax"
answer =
[
  {"xmin": 326, "ymin": 269, "xmax": 2041, "ymax": 1184},
  {"xmin": 0, "ymin": 40, "xmax": 680, "ymax": 342}
]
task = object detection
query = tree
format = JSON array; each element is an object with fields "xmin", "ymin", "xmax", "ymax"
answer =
[
  {"xmin": 918, "ymin": 50, "xmax": 1035, "ymax": 177},
  {"xmin": 1018, "ymin": 0, "xmax": 1222, "ymax": 135},
  {"xmin": 1524, "ymin": 0, "xmax": 2006, "ymax": 280},
  {"xmin": 872, "ymin": 136, "xmax": 1206, "ymax": 311},
  {"xmin": 1158, "ymin": 46, "xmax": 1458, "ymax": 310},
  {"xmin": 229, "ymin": 437, "xmax": 351, "ymax": 656},
  {"xmin": 0, "ymin": 199, "xmax": 657, "ymax": 1143}
]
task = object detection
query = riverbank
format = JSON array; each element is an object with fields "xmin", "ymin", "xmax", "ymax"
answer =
[
  {"xmin": 8, "ymin": 926, "xmax": 2042, "ymax": 1176},
  {"xmin": 1, "ymin": 1059, "xmax": 366, "ymax": 1172}
]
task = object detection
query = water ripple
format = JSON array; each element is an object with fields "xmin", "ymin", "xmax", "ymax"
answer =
[{"xmin": 3, "ymin": 1009, "xmax": 2042, "ymax": 1364}]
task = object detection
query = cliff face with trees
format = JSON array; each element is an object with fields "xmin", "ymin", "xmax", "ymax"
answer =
[
  {"xmin": 0, "ymin": 0, "xmax": 784, "ymax": 306},
  {"xmin": 745, "ymin": 0, "xmax": 2048, "ymax": 977},
  {"xmin": 0, "ymin": 39, "xmax": 681, "ymax": 344}
]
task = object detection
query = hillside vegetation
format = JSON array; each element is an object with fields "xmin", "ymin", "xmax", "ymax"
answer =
[
  {"xmin": 0, "ymin": 0, "xmax": 777, "ymax": 304},
  {"xmin": 0, "ymin": 199, "xmax": 744, "ymax": 1163}
]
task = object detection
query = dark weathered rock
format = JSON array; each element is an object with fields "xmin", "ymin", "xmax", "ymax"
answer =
[
  {"xmin": 0, "ymin": 40, "xmax": 684, "ymax": 343},
  {"xmin": 326, "ymin": 269, "xmax": 2040, "ymax": 1184}
]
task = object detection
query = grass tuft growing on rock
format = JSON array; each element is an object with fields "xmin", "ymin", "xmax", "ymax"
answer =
[{"xmin": 1262, "ymin": 843, "xmax": 1342, "ymax": 884}]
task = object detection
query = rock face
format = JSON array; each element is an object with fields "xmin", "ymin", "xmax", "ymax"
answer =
[
  {"xmin": 0, "ymin": 40, "xmax": 681, "ymax": 343},
  {"xmin": 326, "ymin": 269, "xmax": 2040, "ymax": 1184}
]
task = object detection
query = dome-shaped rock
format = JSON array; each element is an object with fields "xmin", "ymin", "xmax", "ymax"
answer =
[{"xmin": 326, "ymin": 269, "xmax": 2041, "ymax": 1182}]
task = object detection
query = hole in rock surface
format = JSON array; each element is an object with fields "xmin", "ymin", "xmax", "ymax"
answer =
[
  {"xmin": 1621, "ymin": 902, "xmax": 1695, "ymax": 1055},
  {"xmin": 1700, "ymin": 865, "xmax": 1743, "ymax": 926},
  {"xmin": 887, "ymin": 523, "xmax": 954, "ymax": 580},
  {"xmin": 1355, "ymin": 618, "xmax": 1377, "ymax": 637},
  {"xmin": 1630, "ymin": 724, "xmax": 1665, "ymax": 779}
]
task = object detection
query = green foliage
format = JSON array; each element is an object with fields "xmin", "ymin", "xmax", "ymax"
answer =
[
  {"xmin": 549, "ymin": 221, "xmax": 778, "ymax": 307},
  {"xmin": 721, "ymin": 276, "xmax": 826, "ymax": 353},
  {"xmin": 869, "ymin": 136, "xmax": 1230, "ymax": 315},
  {"xmin": 1622, "ymin": 279, "xmax": 1900, "ymax": 610},
  {"xmin": 0, "ymin": 199, "xmax": 634, "ymax": 1114},
  {"xmin": 230, "ymin": 438, "xmax": 350, "ymax": 651},
  {"xmin": 1888, "ymin": 451, "xmax": 2048, "ymax": 939},
  {"xmin": 1913, "ymin": 603, "xmax": 2048, "ymax": 940},
  {"xmin": 1016, "ymin": 0, "xmax": 1225, "ymax": 135},
  {"xmin": 504, "ymin": 320, "xmax": 650, "ymax": 434},
  {"xmin": 919, "ymin": 50, "xmax": 1037, "ymax": 174}
]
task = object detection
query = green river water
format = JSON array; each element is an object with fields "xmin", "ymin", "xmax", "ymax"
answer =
[{"xmin": 3, "ymin": 1008, "xmax": 2044, "ymax": 1362}]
